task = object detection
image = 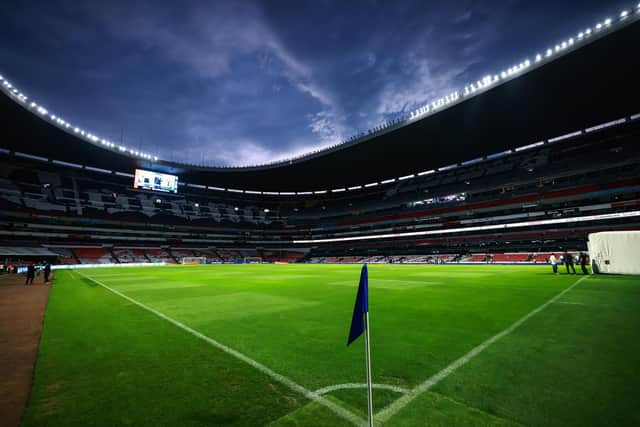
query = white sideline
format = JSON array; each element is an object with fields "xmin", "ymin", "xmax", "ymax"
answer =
[
  {"xmin": 375, "ymin": 275, "xmax": 590, "ymax": 424},
  {"xmin": 74, "ymin": 272, "xmax": 367, "ymax": 427}
]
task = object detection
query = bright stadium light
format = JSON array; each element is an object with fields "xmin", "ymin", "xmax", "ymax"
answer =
[
  {"xmin": 0, "ymin": 3, "xmax": 631, "ymax": 170},
  {"xmin": 293, "ymin": 211, "xmax": 640, "ymax": 244}
]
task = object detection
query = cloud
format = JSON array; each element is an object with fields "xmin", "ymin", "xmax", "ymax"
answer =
[
  {"xmin": 374, "ymin": 55, "xmax": 469, "ymax": 117},
  {"xmin": 87, "ymin": 0, "xmax": 346, "ymax": 164},
  {"xmin": 307, "ymin": 110, "xmax": 347, "ymax": 146},
  {"xmin": 1, "ymin": 0, "xmax": 510, "ymax": 167}
]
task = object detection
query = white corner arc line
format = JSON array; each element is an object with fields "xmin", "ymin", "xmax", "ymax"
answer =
[
  {"xmin": 314, "ymin": 383, "xmax": 409, "ymax": 396},
  {"xmin": 375, "ymin": 275, "xmax": 590, "ymax": 424},
  {"xmin": 74, "ymin": 272, "xmax": 367, "ymax": 427}
]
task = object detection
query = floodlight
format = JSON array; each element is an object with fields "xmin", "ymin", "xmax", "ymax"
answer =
[
  {"xmin": 264, "ymin": 208, "xmax": 270, "ymax": 213},
  {"xmin": 535, "ymin": 54, "xmax": 542, "ymax": 62},
  {"xmin": 621, "ymin": 10, "xmax": 628, "ymax": 17},
  {"xmin": 596, "ymin": 23, "xmax": 602, "ymax": 29},
  {"xmin": 194, "ymin": 203, "xmax": 199, "ymax": 208}
]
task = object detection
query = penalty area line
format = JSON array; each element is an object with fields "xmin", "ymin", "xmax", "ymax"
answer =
[
  {"xmin": 375, "ymin": 275, "xmax": 590, "ymax": 424},
  {"xmin": 74, "ymin": 272, "xmax": 367, "ymax": 427}
]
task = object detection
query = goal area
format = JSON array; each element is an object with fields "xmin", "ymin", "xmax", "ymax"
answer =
[{"xmin": 181, "ymin": 256, "xmax": 207, "ymax": 265}]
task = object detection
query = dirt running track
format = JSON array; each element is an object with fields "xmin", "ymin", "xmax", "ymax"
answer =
[{"xmin": 0, "ymin": 274, "xmax": 50, "ymax": 427}]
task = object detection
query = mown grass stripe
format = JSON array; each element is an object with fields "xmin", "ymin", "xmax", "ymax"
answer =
[
  {"xmin": 75, "ymin": 271, "xmax": 367, "ymax": 427},
  {"xmin": 375, "ymin": 275, "xmax": 590, "ymax": 424}
]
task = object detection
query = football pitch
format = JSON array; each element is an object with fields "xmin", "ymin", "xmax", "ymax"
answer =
[{"xmin": 22, "ymin": 264, "xmax": 640, "ymax": 426}]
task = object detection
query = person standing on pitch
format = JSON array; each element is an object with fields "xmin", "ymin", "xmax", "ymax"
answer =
[
  {"xmin": 25, "ymin": 264, "xmax": 35, "ymax": 285},
  {"xmin": 549, "ymin": 253, "xmax": 558, "ymax": 274},
  {"xmin": 563, "ymin": 251, "xmax": 576, "ymax": 274},
  {"xmin": 579, "ymin": 252, "xmax": 589, "ymax": 275},
  {"xmin": 44, "ymin": 262, "xmax": 51, "ymax": 283}
]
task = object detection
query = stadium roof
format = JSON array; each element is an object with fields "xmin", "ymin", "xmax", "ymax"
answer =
[{"xmin": 1, "ymin": 14, "xmax": 639, "ymax": 192}]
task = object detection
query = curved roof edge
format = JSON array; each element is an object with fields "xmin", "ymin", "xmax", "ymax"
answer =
[{"xmin": 1, "ymin": 6, "xmax": 637, "ymax": 172}]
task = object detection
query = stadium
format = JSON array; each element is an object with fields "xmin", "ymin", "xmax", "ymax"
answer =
[{"xmin": 1, "ymin": 4, "xmax": 640, "ymax": 427}]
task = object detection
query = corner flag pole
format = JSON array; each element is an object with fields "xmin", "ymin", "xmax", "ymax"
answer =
[
  {"xmin": 347, "ymin": 264, "xmax": 374, "ymax": 426},
  {"xmin": 364, "ymin": 310, "xmax": 374, "ymax": 427}
]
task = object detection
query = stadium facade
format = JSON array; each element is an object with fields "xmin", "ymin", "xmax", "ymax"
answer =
[{"xmin": 1, "ymin": 10, "xmax": 639, "ymax": 266}]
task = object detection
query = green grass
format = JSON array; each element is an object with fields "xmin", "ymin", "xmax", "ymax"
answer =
[{"xmin": 22, "ymin": 264, "xmax": 640, "ymax": 426}]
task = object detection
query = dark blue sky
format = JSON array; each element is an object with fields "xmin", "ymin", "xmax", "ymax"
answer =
[{"xmin": 0, "ymin": 0, "xmax": 625, "ymax": 166}]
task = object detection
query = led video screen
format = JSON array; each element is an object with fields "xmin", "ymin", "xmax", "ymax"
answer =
[{"xmin": 133, "ymin": 169, "xmax": 178, "ymax": 193}]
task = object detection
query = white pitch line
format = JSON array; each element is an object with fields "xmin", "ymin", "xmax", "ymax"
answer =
[
  {"xmin": 375, "ymin": 275, "xmax": 590, "ymax": 424},
  {"xmin": 314, "ymin": 383, "xmax": 409, "ymax": 396},
  {"xmin": 74, "ymin": 272, "xmax": 367, "ymax": 427},
  {"xmin": 554, "ymin": 301, "xmax": 587, "ymax": 306}
]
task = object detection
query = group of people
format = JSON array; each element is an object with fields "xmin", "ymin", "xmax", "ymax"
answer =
[
  {"xmin": 1, "ymin": 261, "xmax": 52, "ymax": 284},
  {"xmin": 23, "ymin": 263, "xmax": 52, "ymax": 284},
  {"xmin": 548, "ymin": 251, "xmax": 589, "ymax": 275}
]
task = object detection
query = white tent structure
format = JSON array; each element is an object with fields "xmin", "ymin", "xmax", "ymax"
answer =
[{"xmin": 587, "ymin": 231, "xmax": 640, "ymax": 275}]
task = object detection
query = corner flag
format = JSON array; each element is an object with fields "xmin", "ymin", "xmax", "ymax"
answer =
[
  {"xmin": 347, "ymin": 264, "xmax": 374, "ymax": 426},
  {"xmin": 347, "ymin": 264, "xmax": 369, "ymax": 345}
]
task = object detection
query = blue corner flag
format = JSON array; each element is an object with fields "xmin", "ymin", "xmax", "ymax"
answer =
[{"xmin": 347, "ymin": 264, "xmax": 369, "ymax": 346}]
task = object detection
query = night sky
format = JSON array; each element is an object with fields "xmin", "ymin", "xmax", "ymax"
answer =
[{"xmin": 0, "ymin": 0, "xmax": 625, "ymax": 166}]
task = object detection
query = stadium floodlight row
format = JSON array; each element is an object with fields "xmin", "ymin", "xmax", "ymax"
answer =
[
  {"xmin": 293, "ymin": 211, "xmax": 640, "ymax": 244},
  {"xmin": 0, "ymin": 3, "xmax": 638, "ymax": 170},
  {"xmin": 0, "ymin": 111, "xmax": 638, "ymax": 198}
]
